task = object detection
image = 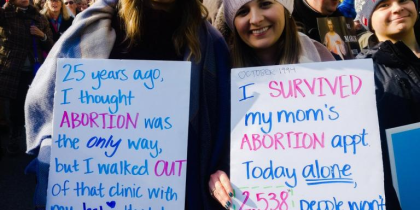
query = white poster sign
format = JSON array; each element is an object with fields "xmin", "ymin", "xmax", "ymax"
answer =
[
  {"xmin": 48, "ymin": 59, "xmax": 191, "ymax": 210},
  {"xmin": 231, "ymin": 60, "xmax": 385, "ymax": 210}
]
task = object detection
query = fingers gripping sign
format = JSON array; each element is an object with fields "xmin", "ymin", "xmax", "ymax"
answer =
[{"xmin": 209, "ymin": 170, "xmax": 234, "ymax": 209}]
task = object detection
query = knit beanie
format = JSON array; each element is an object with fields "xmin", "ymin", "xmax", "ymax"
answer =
[
  {"xmin": 223, "ymin": 0, "xmax": 294, "ymax": 31},
  {"xmin": 359, "ymin": 0, "xmax": 418, "ymax": 31}
]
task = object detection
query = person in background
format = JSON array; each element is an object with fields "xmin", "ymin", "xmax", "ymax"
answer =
[
  {"xmin": 0, "ymin": 0, "xmax": 53, "ymax": 155},
  {"xmin": 63, "ymin": 0, "xmax": 76, "ymax": 16},
  {"xmin": 208, "ymin": 0, "xmax": 334, "ymax": 208},
  {"xmin": 338, "ymin": 0, "xmax": 356, "ymax": 18},
  {"xmin": 354, "ymin": 18, "xmax": 373, "ymax": 49},
  {"xmin": 33, "ymin": 0, "xmax": 45, "ymax": 10},
  {"xmin": 80, "ymin": 0, "xmax": 87, "ymax": 11},
  {"xmin": 204, "ymin": 0, "xmax": 221, "ymax": 24},
  {"xmin": 41, "ymin": 0, "xmax": 73, "ymax": 42},
  {"xmin": 25, "ymin": 0, "xmax": 230, "ymax": 209},
  {"xmin": 293, "ymin": 0, "xmax": 344, "ymax": 42},
  {"xmin": 357, "ymin": 0, "xmax": 419, "ymax": 209},
  {"xmin": 74, "ymin": 0, "xmax": 81, "ymax": 12}
]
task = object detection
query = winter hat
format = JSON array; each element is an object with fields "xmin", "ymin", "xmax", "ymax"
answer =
[
  {"xmin": 359, "ymin": 0, "xmax": 418, "ymax": 31},
  {"xmin": 223, "ymin": 0, "xmax": 294, "ymax": 31}
]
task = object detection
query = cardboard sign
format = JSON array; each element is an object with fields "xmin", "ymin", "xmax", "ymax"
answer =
[
  {"xmin": 48, "ymin": 59, "xmax": 191, "ymax": 210},
  {"xmin": 386, "ymin": 123, "xmax": 420, "ymax": 209},
  {"xmin": 231, "ymin": 60, "xmax": 385, "ymax": 210}
]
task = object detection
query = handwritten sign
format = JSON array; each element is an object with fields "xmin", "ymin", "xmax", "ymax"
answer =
[
  {"xmin": 47, "ymin": 59, "xmax": 191, "ymax": 210},
  {"xmin": 230, "ymin": 60, "xmax": 386, "ymax": 210}
]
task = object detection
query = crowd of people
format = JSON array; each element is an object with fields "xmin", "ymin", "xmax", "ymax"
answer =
[
  {"xmin": 0, "ymin": 0, "xmax": 419, "ymax": 209},
  {"xmin": 0, "ymin": 0, "xmax": 94, "ymax": 157}
]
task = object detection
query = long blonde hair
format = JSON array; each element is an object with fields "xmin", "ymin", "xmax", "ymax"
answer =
[
  {"xmin": 232, "ymin": 10, "xmax": 302, "ymax": 67},
  {"xmin": 118, "ymin": 0, "xmax": 208, "ymax": 61},
  {"xmin": 41, "ymin": 0, "xmax": 71, "ymax": 20}
]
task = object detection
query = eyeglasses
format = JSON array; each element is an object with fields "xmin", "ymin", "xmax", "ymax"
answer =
[{"xmin": 64, "ymin": 1, "xmax": 74, "ymax": 5}]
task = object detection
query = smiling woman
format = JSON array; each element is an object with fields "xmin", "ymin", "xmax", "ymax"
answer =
[
  {"xmin": 206, "ymin": 0, "xmax": 335, "ymax": 209},
  {"xmin": 223, "ymin": 0, "xmax": 335, "ymax": 68}
]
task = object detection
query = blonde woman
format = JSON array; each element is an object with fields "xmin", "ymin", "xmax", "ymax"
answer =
[
  {"xmin": 41, "ymin": 0, "xmax": 73, "ymax": 42},
  {"xmin": 25, "ymin": 0, "xmax": 230, "ymax": 209}
]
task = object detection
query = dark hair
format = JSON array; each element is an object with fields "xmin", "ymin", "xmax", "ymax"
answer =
[{"xmin": 118, "ymin": 0, "xmax": 208, "ymax": 61}]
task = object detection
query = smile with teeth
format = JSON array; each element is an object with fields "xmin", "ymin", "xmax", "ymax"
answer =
[{"xmin": 251, "ymin": 27, "xmax": 269, "ymax": 35}]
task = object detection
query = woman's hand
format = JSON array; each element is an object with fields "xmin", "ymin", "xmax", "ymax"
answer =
[
  {"xmin": 30, "ymin": 25, "xmax": 45, "ymax": 38},
  {"xmin": 209, "ymin": 170, "xmax": 234, "ymax": 209}
]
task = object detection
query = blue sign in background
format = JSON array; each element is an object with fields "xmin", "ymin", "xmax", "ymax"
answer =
[{"xmin": 391, "ymin": 128, "xmax": 420, "ymax": 209}]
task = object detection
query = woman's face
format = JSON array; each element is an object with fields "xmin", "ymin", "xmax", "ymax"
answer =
[
  {"xmin": 371, "ymin": 0, "xmax": 418, "ymax": 41},
  {"xmin": 47, "ymin": 0, "xmax": 62, "ymax": 13},
  {"xmin": 234, "ymin": 0, "xmax": 285, "ymax": 52}
]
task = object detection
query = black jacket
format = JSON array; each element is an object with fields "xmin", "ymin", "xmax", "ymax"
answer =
[
  {"xmin": 292, "ymin": 0, "xmax": 344, "ymax": 43},
  {"xmin": 357, "ymin": 40, "xmax": 420, "ymax": 210},
  {"xmin": 47, "ymin": 16, "xmax": 73, "ymax": 43}
]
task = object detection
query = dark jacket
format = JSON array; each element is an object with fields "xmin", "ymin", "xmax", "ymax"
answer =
[
  {"xmin": 0, "ymin": 4, "xmax": 54, "ymax": 99},
  {"xmin": 47, "ymin": 15, "xmax": 73, "ymax": 42},
  {"xmin": 292, "ymin": 0, "xmax": 344, "ymax": 43},
  {"xmin": 357, "ymin": 40, "xmax": 420, "ymax": 210}
]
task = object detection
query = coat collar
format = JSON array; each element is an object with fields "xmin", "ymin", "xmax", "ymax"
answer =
[{"xmin": 374, "ymin": 41, "xmax": 420, "ymax": 68}]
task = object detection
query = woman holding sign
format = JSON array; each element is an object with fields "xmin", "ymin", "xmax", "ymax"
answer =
[
  {"xmin": 25, "ymin": 0, "xmax": 230, "ymax": 209},
  {"xmin": 208, "ymin": 0, "xmax": 334, "ymax": 208},
  {"xmin": 357, "ymin": 0, "xmax": 419, "ymax": 209}
]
